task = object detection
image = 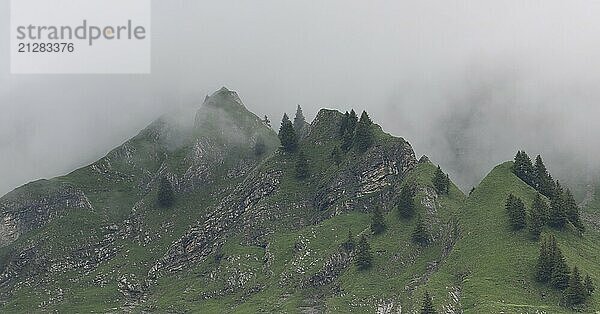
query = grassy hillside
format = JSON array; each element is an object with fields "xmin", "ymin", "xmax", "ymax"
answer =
[
  {"xmin": 1, "ymin": 89, "xmax": 598, "ymax": 313},
  {"xmin": 427, "ymin": 162, "xmax": 600, "ymax": 313},
  {"xmin": 141, "ymin": 161, "xmax": 465, "ymax": 313}
]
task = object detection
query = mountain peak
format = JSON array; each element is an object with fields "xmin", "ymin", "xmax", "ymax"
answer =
[{"xmin": 202, "ymin": 86, "xmax": 246, "ymax": 110}]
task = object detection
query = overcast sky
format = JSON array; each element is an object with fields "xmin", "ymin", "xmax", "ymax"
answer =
[{"xmin": 2, "ymin": 0, "xmax": 600, "ymax": 195}]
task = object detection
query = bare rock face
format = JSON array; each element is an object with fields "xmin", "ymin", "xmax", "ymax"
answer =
[
  {"xmin": 149, "ymin": 168, "xmax": 283, "ymax": 279},
  {"xmin": 0, "ymin": 181, "xmax": 93, "ymax": 247},
  {"xmin": 311, "ymin": 111, "xmax": 418, "ymax": 213}
]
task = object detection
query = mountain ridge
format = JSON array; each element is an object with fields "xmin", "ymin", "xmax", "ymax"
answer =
[{"xmin": 0, "ymin": 88, "xmax": 598, "ymax": 312}]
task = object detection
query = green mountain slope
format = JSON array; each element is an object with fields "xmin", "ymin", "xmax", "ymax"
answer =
[
  {"xmin": 0, "ymin": 88, "xmax": 597, "ymax": 313},
  {"xmin": 427, "ymin": 162, "xmax": 600, "ymax": 313}
]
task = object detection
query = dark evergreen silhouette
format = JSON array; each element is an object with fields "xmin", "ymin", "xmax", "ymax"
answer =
[
  {"xmin": 433, "ymin": 165, "xmax": 450, "ymax": 195},
  {"xmin": 278, "ymin": 113, "xmax": 298, "ymax": 152},
  {"xmin": 534, "ymin": 155, "xmax": 554, "ymax": 197},
  {"xmin": 355, "ymin": 235, "xmax": 372, "ymax": 270},
  {"xmin": 347, "ymin": 109, "xmax": 358, "ymax": 133},
  {"xmin": 529, "ymin": 193, "xmax": 548, "ymax": 239},
  {"xmin": 157, "ymin": 176, "xmax": 175, "ymax": 208},
  {"xmin": 339, "ymin": 111, "xmax": 350, "ymax": 136},
  {"xmin": 551, "ymin": 248, "xmax": 570, "ymax": 290},
  {"xmin": 549, "ymin": 181, "xmax": 567, "ymax": 229},
  {"xmin": 564, "ymin": 188, "xmax": 584, "ymax": 233},
  {"xmin": 293, "ymin": 105, "xmax": 306, "ymax": 136},
  {"xmin": 536, "ymin": 236, "xmax": 553, "ymax": 283},
  {"xmin": 371, "ymin": 206, "xmax": 386, "ymax": 235},
  {"xmin": 254, "ymin": 137, "xmax": 266, "ymax": 156},
  {"xmin": 340, "ymin": 110, "xmax": 358, "ymax": 152},
  {"xmin": 295, "ymin": 150, "xmax": 309, "ymax": 180},
  {"xmin": 420, "ymin": 290, "xmax": 437, "ymax": 314},
  {"xmin": 397, "ymin": 182, "xmax": 417, "ymax": 219},
  {"xmin": 513, "ymin": 151, "xmax": 535, "ymax": 187},
  {"xmin": 343, "ymin": 228, "xmax": 355, "ymax": 252},
  {"xmin": 564, "ymin": 266, "xmax": 586, "ymax": 307},
  {"xmin": 505, "ymin": 194, "xmax": 526, "ymax": 230},
  {"xmin": 330, "ymin": 146, "xmax": 342, "ymax": 165},
  {"xmin": 412, "ymin": 214, "xmax": 429, "ymax": 245},
  {"xmin": 584, "ymin": 274, "xmax": 595, "ymax": 298},
  {"xmin": 353, "ymin": 111, "xmax": 374, "ymax": 152}
]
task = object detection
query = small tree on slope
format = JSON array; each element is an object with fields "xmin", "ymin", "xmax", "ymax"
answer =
[
  {"xmin": 549, "ymin": 181, "xmax": 567, "ymax": 229},
  {"xmin": 157, "ymin": 176, "xmax": 175, "ymax": 208},
  {"xmin": 529, "ymin": 193, "xmax": 548, "ymax": 239},
  {"xmin": 534, "ymin": 155, "xmax": 555, "ymax": 197},
  {"xmin": 420, "ymin": 290, "xmax": 437, "ymax": 314},
  {"xmin": 564, "ymin": 266, "xmax": 586, "ymax": 307},
  {"xmin": 506, "ymin": 194, "xmax": 526, "ymax": 230},
  {"xmin": 536, "ymin": 236, "xmax": 553, "ymax": 283},
  {"xmin": 371, "ymin": 206, "xmax": 386, "ymax": 235},
  {"xmin": 397, "ymin": 182, "xmax": 417, "ymax": 219},
  {"xmin": 293, "ymin": 105, "xmax": 306, "ymax": 136},
  {"xmin": 551, "ymin": 248, "xmax": 570, "ymax": 290},
  {"xmin": 564, "ymin": 188, "xmax": 584, "ymax": 233},
  {"xmin": 355, "ymin": 235, "xmax": 372, "ymax": 270},
  {"xmin": 433, "ymin": 166, "xmax": 449, "ymax": 195},
  {"xmin": 278, "ymin": 113, "xmax": 298, "ymax": 152},
  {"xmin": 353, "ymin": 111, "xmax": 374, "ymax": 152}
]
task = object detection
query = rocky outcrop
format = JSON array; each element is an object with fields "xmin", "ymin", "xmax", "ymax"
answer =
[
  {"xmin": 313, "ymin": 138, "xmax": 417, "ymax": 213},
  {"xmin": 0, "ymin": 181, "xmax": 93, "ymax": 246},
  {"xmin": 148, "ymin": 168, "xmax": 282, "ymax": 278}
]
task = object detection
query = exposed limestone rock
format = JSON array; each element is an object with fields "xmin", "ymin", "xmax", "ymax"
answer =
[
  {"xmin": 149, "ymin": 169, "xmax": 282, "ymax": 279},
  {"xmin": 0, "ymin": 181, "xmax": 93, "ymax": 246}
]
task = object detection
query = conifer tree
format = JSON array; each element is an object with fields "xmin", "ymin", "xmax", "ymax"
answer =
[
  {"xmin": 354, "ymin": 111, "xmax": 374, "ymax": 152},
  {"xmin": 293, "ymin": 105, "xmax": 306, "ymax": 136},
  {"xmin": 549, "ymin": 181, "xmax": 567, "ymax": 229},
  {"xmin": 278, "ymin": 113, "xmax": 298, "ymax": 152},
  {"xmin": 340, "ymin": 110, "xmax": 358, "ymax": 152},
  {"xmin": 397, "ymin": 182, "xmax": 417, "ymax": 219},
  {"xmin": 433, "ymin": 166, "xmax": 449, "ymax": 195},
  {"xmin": 295, "ymin": 150, "xmax": 309, "ymax": 180},
  {"xmin": 355, "ymin": 235, "xmax": 372, "ymax": 270},
  {"xmin": 330, "ymin": 146, "xmax": 342, "ymax": 165},
  {"xmin": 420, "ymin": 290, "xmax": 437, "ymax": 314},
  {"xmin": 536, "ymin": 236, "xmax": 553, "ymax": 283},
  {"xmin": 584, "ymin": 274, "xmax": 595, "ymax": 298},
  {"xmin": 412, "ymin": 214, "xmax": 430, "ymax": 245},
  {"xmin": 513, "ymin": 151, "xmax": 535, "ymax": 187},
  {"xmin": 564, "ymin": 266, "xmax": 586, "ymax": 306},
  {"xmin": 371, "ymin": 206, "xmax": 386, "ymax": 235},
  {"xmin": 254, "ymin": 137, "xmax": 266, "ymax": 156},
  {"xmin": 534, "ymin": 155, "xmax": 554, "ymax": 197},
  {"xmin": 564, "ymin": 188, "xmax": 584, "ymax": 233},
  {"xmin": 343, "ymin": 228, "xmax": 355, "ymax": 252},
  {"xmin": 339, "ymin": 111, "xmax": 350, "ymax": 136},
  {"xmin": 506, "ymin": 194, "xmax": 526, "ymax": 230},
  {"xmin": 348, "ymin": 109, "xmax": 358, "ymax": 132},
  {"xmin": 551, "ymin": 248, "xmax": 570, "ymax": 290},
  {"xmin": 157, "ymin": 176, "xmax": 175, "ymax": 208},
  {"xmin": 529, "ymin": 193, "xmax": 548, "ymax": 239}
]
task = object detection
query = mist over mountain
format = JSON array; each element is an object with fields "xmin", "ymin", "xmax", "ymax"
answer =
[
  {"xmin": 0, "ymin": 87, "xmax": 598, "ymax": 312},
  {"xmin": 3, "ymin": 1, "xmax": 600, "ymax": 195}
]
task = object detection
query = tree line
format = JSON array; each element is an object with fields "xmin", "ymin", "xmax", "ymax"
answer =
[
  {"xmin": 511, "ymin": 151, "xmax": 584, "ymax": 234},
  {"xmin": 536, "ymin": 235, "xmax": 595, "ymax": 307}
]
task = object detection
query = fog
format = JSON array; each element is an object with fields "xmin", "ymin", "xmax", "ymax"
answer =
[{"xmin": 2, "ymin": 0, "xmax": 600, "ymax": 195}]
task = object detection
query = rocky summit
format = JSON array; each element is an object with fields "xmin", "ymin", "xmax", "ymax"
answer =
[{"xmin": 0, "ymin": 88, "xmax": 599, "ymax": 313}]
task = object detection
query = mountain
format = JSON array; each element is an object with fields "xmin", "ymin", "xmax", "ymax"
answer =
[{"xmin": 0, "ymin": 88, "xmax": 598, "ymax": 312}]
